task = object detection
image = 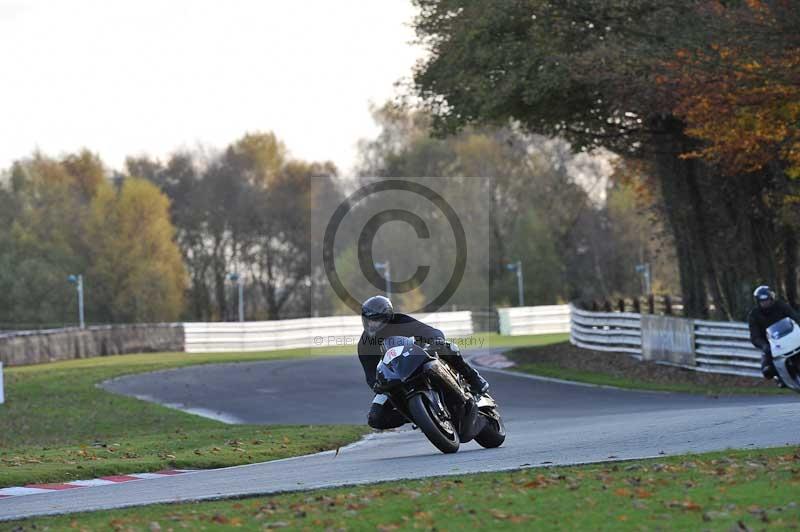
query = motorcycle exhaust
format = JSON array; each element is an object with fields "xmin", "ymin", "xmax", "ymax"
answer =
[{"xmin": 459, "ymin": 398, "xmax": 484, "ymax": 442}]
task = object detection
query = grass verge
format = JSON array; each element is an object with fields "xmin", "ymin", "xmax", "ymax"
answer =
[
  {"xmin": 0, "ymin": 346, "xmax": 369, "ymax": 488},
  {"xmin": 9, "ymin": 445, "xmax": 800, "ymax": 530},
  {"xmin": 0, "ymin": 333, "xmax": 561, "ymax": 488},
  {"xmin": 479, "ymin": 332, "xmax": 569, "ymax": 350},
  {"xmin": 507, "ymin": 342, "xmax": 791, "ymax": 395}
]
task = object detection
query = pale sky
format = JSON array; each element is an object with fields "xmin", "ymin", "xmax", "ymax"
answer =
[{"xmin": 0, "ymin": 0, "xmax": 424, "ymax": 175}]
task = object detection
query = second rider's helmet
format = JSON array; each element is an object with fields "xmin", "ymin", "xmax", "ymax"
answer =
[{"xmin": 753, "ymin": 285, "xmax": 775, "ymax": 308}]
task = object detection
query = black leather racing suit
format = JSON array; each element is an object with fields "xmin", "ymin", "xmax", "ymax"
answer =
[
  {"xmin": 357, "ymin": 312, "xmax": 481, "ymax": 429},
  {"xmin": 748, "ymin": 300, "xmax": 800, "ymax": 379}
]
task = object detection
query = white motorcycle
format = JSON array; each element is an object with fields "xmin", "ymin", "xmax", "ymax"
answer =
[{"xmin": 766, "ymin": 317, "xmax": 800, "ymax": 391}]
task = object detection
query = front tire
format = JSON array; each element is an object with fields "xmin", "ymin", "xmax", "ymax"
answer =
[
  {"xmin": 408, "ymin": 394, "xmax": 460, "ymax": 454},
  {"xmin": 475, "ymin": 415, "xmax": 506, "ymax": 448}
]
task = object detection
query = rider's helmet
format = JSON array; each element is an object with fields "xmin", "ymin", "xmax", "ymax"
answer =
[
  {"xmin": 361, "ymin": 295, "xmax": 394, "ymax": 338},
  {"xmin": 754, "ymin": 285, "xmax": 776, "ymax": 309}
]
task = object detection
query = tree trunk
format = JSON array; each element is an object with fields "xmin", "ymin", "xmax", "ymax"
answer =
[
  {"xmin": 648, "ymin": 115, "xmax": 709, "ymax": 318},
  {"xmin": 784, "ymin": 228, "xmax": 798, "ymax": 309}
]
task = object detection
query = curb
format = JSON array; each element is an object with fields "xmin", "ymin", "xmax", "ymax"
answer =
[{"xmin": 0, "ymin": 470, "xmax": 195, "ymax": 499}]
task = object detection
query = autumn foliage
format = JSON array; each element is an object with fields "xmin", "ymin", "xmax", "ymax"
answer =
[
  {"xmin": 410, "ymin": 0, "xmax": 800, "ymax": 318},
  {"xmin": 662, "ymin": 1, "xmax": 800, "ymax": 178}
]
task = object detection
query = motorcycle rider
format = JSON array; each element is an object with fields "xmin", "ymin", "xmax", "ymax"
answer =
[
  {"xmin": 358, "ymin": 295, "xmax": 489, "ymax": 430},
  {"xmin": 748, "ymin": 285, "xmax": 800, "ymax": 381}
]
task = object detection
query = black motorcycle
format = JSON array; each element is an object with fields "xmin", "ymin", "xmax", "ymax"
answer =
[{"xmin": 374, "ymin": 336, "xmax": 506, "ymax": 454}]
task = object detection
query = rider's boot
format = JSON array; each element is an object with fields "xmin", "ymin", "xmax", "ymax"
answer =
[
  {"xmin": 444, "ymin": 353, "xmax": 489, "ymax": 395},
  {"xmin": 762, "ymin": 352, "xmax": 787, "ymax": 387},
  {"xmin": 466, "ymin": 371, "xmax": 490, "ymax": 396},
  {"xmin": 760, "ymin": 352, "xmax": 777, "ymax": 380}
]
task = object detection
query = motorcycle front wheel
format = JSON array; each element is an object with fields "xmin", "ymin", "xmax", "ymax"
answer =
[{"xmin": 408, "ymin": 394, "xmax": 460, "ymax": 454}]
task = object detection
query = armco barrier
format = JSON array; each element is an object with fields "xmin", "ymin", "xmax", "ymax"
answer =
[
  {"xmin": 568, "ymin": 304, "xmax": 762, "ymax": 378},
  {"xmin": 183, "ymin": 311, "xmax": 475, "ymax": 353},
  {"xmin": 569, "ymin": 306, "xmax": 642, "ymax": 356},
  {"xmin": 693, "ymin": 320, "xmax": 761, "ymax": 377},
  {"xmin": 497, "ymin": 305, "xmax": 571, "ymax": 336}
]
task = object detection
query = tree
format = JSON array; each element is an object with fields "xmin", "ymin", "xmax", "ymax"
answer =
[
  {"xmin": 410, "ymin": 0, "xmax": 799, "ymax": 318},
  {"xmin": 0, "ymin": 154, "xmax": 93, "ymax": 326},
  {"xmin": 127, "ymin": 152, "xmax": 213, "ymax": 319},
  {"xmin": 86, "ymin": 178, "xmax": 186, "ymax": 322},
  {"xmin": 0, "ymin": 151, "xmax": 188, "ymax": 327},
  {"xmin": 662, "ymin": 1, "xmax": 800, "ymax": 178},
  {"xmin": 134, "ymin": 132, "xmax": 341, "ymax": 321},
  {"xmin": 355, "ymin": 103, "xmax": 662, "ymax": 306}
]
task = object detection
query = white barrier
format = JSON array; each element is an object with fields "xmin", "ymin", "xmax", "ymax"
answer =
[
  {"xmin": 693, "ymin": 320, "xmax": 761, "ymax": 377},
  {"xmin": 568, "ymin": 304, "xmax": 762, "ymax": 378},
  {"xmin": 183, "ymin": 311, "xmax": 474, "ymax": 353},
  {"xmin": 0, "ymin": 362, "xmax": 4, "ymax": 404},
  {"xmin": 497, "ymin": 305, "xmax": 571, "ymax": 336},
  {"xmin": 569, "ymin": 306, "xmax": 642, "ymax": 356}
]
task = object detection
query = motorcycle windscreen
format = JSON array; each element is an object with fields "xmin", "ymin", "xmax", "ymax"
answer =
[
  {"xmin": 767, "ymin": 317, "xmax": 794, "ymax": 340},
  {"xmin": 377, "ymin": 341, "xmax": 431, "ymax": 382},
  {"xmin": 381, "ymin": 335, "xmax": 415, "ymax": 354}
]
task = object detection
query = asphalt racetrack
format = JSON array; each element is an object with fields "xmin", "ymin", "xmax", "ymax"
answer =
[{"xmin": 2, "ymin": 349, "xmax": 798, "ymax": 521}]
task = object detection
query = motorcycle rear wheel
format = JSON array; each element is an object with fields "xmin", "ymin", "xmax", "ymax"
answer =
[{"xmin": 408, "ymin": 394, "xmax": 460, "ymax": 454}]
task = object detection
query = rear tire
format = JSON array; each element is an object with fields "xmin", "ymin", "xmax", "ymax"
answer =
[
  {"xmin": 475, "ymin": 415, "xmax": 506, "ymax": 448},
  {"xmin": 408, "ymin": 394, "xmax": 460, "ymax": 454}
]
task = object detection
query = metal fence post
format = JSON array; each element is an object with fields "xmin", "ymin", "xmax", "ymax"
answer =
[{"xmin": 67, "ymin": 274, "xmax": 85, "ymax": 329}]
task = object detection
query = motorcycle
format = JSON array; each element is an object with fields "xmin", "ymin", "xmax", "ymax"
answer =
[
  {"xmin": 374, "ymin": 335, "xmax": 505, "ymax": 454},
  {"xmin": 767, "ymin": 317, "xmax": 800, "ymax": 392}
]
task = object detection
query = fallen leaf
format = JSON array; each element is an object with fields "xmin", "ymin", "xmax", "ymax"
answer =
[
  {"xmin": 684, "ymin": 501, "xmax": 702, "ymax": 511},
  {"xmin": 211, "ymin": 514, "xmax": 229, "ymax": 524},
  {"xmin": 489, "ymin": 509, "xmax": 509, "ymax": 519}
]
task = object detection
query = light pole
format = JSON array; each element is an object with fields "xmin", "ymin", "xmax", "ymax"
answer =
[
  {"xmin": 228, "ymin": 273, "xmax": 244, "ymax": 322},
  {"xmin": 506, "ymin": 260, "xmax": 524, "ymax": 307},
  {"xmin": 374, "ymin": 261, "xmax": 391, "ymax": 300},
  {"xmin": 635, "ymin": 263, "xmax": 652, "ymax": 295},
  {"xmin": 67, "ymin": 274, "xmax": 85, "ymax": 329}
]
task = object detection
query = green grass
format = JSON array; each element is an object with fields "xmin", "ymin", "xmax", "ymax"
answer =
[
  {"xmin": 9, "ymin": 446, "xmax": 800, "ymax": 531},
  {"xmin": 0, "ymin": 346, "xmax": 369, "ymax": 488},
  {"xmin": 510, "ymin": 360, "xmax": 791, "ymax": 395},
  {"xmin": 476, "ymin": 332, "xmax": 569, "ymax": 349},
  {"xmin": 0, "ymin": 333, "xmax": 564, "ymax": 488}
]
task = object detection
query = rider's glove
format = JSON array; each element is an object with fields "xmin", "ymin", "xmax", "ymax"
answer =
[{"xmin": 431, "ymin": 336, "xmax": 447, "ymax": 353}]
